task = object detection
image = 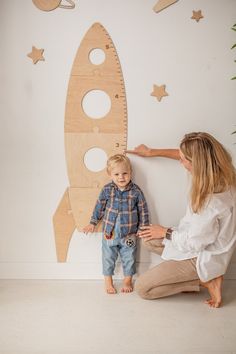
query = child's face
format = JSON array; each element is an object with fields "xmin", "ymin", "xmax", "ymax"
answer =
[{"xmin": 109, "ymin": 162, "xmax": 131, "ymax": 189}]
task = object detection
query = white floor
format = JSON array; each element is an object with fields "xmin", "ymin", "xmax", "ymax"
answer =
[{"xmin": 0, "ymin": 280, "xmax": 236, "ymax": 354}]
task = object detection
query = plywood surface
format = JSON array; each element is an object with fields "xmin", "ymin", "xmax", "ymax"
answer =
[{"xmin": 53, "ymin": 23, "xmax": 127, "ymax": 261}]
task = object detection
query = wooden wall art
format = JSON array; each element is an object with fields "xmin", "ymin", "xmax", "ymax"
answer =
[
  {"xmin": 191, "ymin": 10, "xmax": 204, "ymax": 22},
  {"xmin": 32, "ymin": 0, "xmax": 75, "ymax": 11},
  {"xmin": 53, "ymin": 23, "xmax": 127, "ymax": 262},
  {"xmin": 27, "ymin": 46, "xmax": 45, "ymax": 64},
  {"xmin": 153, "ymin": 0, "xmax": 179, "ymax": 13},
  {"xmin": 151, "ymin": 84, "xmax": 168, "ymax": 101}
]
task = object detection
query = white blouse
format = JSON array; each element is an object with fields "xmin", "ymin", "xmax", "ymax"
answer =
[{"xmin": 161, "ymin": 188, "xmax": 236, "ymax": 282}]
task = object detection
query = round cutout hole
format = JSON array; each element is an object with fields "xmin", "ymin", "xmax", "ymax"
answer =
[
  {"xmin": 84, "ymin": 148, "xmax": 107, "ymax": 172},
  {"xmin": 89, "ymin": 48, "xmax": 106, "ymax": 65},
  {"xmin": 82, "ymin": 90, "xmax": 111, "ymax": 119}
]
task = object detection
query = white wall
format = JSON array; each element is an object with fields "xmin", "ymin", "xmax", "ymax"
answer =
[{"xmin": 0, "ymin": 0, "xmax": 236, "ymax": 279}]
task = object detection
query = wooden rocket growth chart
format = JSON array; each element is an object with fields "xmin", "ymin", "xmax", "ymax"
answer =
[{"xmin": 53, "ymin": 23, "xmax": 128, "ymax": 262}]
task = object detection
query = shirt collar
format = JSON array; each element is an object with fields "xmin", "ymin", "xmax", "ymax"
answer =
[{"xmin": 111, "ymin": 180, "xmax": 133, "ymax": 192}]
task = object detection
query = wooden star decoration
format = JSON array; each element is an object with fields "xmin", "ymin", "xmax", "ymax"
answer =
[
  {"xmin": 151, "ymin": 84, "xmax": 168, "ymax": 102},
  {"xmin": 191, "ymin": 10, "xmax": 203, "ymax": 22},
  {"xmin": 27, "ymin": 46, "xmax": 45, "ymax": 64}
]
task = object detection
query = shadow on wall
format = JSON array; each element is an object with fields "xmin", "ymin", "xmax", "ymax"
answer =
[{"xmin": 131, "ymin": 158, "xmax": 159, "ymax": 223}]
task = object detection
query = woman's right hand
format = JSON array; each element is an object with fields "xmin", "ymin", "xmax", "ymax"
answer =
[{"xmin": 125, "ymin": 144, "xmax": 151, "ymax": 157}]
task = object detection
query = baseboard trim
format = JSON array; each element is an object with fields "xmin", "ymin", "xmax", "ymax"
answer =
[{"xmin": 0, "ymin": 261, "xmax": 235, "ymax": 280}]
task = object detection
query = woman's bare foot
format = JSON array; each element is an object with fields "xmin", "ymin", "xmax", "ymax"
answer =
[
  {"xmin": 200, "ymin": 276, "xmax": 223, "ymax": 308},
  {"xmin": 121, "ymin": 276, "xmax": 133, "ymax": 293},
  {"xmin": 104, "ymin": 276, "xmax": 117, "ymax": 294}
]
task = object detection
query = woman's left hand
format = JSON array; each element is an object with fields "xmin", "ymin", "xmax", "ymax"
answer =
[{"xmin": 138, "ymin": 224, "xmax": 168, "ymax": 241}]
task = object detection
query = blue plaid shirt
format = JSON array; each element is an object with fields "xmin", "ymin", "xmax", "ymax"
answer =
[{"xmin": 90, "ymin": 181, "xmax": 149, "ymax": 238}]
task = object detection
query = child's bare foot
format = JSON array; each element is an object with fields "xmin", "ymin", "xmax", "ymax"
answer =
[
  {"xmin": 200, "ymin": 275, "xmax": 223, "ymax": 308},
  {"xmin": 104, "ymin": 276, "xmax": 117, "ymax": 294},
  {"xmin": 121, "ymin": 276, "xmax": 133, "ymax": 293}
]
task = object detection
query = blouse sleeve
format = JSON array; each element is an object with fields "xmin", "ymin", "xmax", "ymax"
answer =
[{"xmin": 171, "ymin": 206, "xmax": 220, "ymax": 253}]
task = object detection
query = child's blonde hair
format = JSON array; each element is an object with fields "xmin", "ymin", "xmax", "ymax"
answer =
[
  {"xmin": 180, "ymin": 132, "xmax": 236, "ymax": 213},
  {"xmin": 107, "ymin": 154, "xmax": 132, "ymax": 174}
]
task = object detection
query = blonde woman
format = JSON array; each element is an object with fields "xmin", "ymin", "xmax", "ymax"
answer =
[{"xmin": 126, "ymin": 132, "xmax": 236, "ymax": 308}]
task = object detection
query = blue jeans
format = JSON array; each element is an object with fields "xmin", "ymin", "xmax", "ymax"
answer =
[{"xmin": 102, "ymin": 216, "xmax": 137, "ymax": 276}]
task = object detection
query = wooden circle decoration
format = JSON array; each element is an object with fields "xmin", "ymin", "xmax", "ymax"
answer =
[{"xmin": 32, "ymin": 0, "xmax": 75, "ymax": 11}]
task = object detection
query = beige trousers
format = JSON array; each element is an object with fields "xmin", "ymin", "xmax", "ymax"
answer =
[{"xmin": 135, "ymin": 239, "xmax": 200, "ymax": 299}]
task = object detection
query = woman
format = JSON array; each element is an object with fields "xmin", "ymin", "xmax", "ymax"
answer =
[{"xmin": 126, "ymin": 132, "xmax": 236, "ymax": 308}]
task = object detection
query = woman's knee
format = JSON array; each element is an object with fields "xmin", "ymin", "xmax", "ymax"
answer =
[
  {"xmin": 134, "ymin": 276, "xmax": 151, "ymax": 299},
  {"xmin": 135, "ymin": 265, "xmax": 167, "ymax": 300}
]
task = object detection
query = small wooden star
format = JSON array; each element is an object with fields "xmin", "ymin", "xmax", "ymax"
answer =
[
  {"xmin": 151, "ymin": 84, "xmax": 168, "ymax": 102},
  {"xmin": 27, "ymin": 46, "xmax": 45, "ymax": 64},
  {"xmin": 191, "ymin": 10, "xmax": 204, "ymax": 22}
]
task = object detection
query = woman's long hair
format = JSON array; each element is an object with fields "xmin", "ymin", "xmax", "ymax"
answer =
[{"xmin": 180, "ymin": 132, "xmax": 236, "ymax": 213}]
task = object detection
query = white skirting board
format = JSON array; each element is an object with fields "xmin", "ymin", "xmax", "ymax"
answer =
[{"xmin": 0, "ymin": 261, "xmax": 235, "ymax": 280}]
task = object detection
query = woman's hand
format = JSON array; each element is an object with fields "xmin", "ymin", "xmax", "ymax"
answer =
[
  {"xmin": 138, "ymin": 225, "xmax": 168, "ymax": 241},
  {"xmin": 125, "ymin": 144, "xmax": 151, "ymax": 157}
]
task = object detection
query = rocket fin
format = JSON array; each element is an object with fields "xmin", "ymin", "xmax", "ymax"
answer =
[{"xmin": 53, "ymin": 188, "xmax": 76, "ymax": 262}]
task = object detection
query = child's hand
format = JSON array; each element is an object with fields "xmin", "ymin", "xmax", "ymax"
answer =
[{"xmin": 83, "ymin": 224, "xmax": 95, "ymax": 234}]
